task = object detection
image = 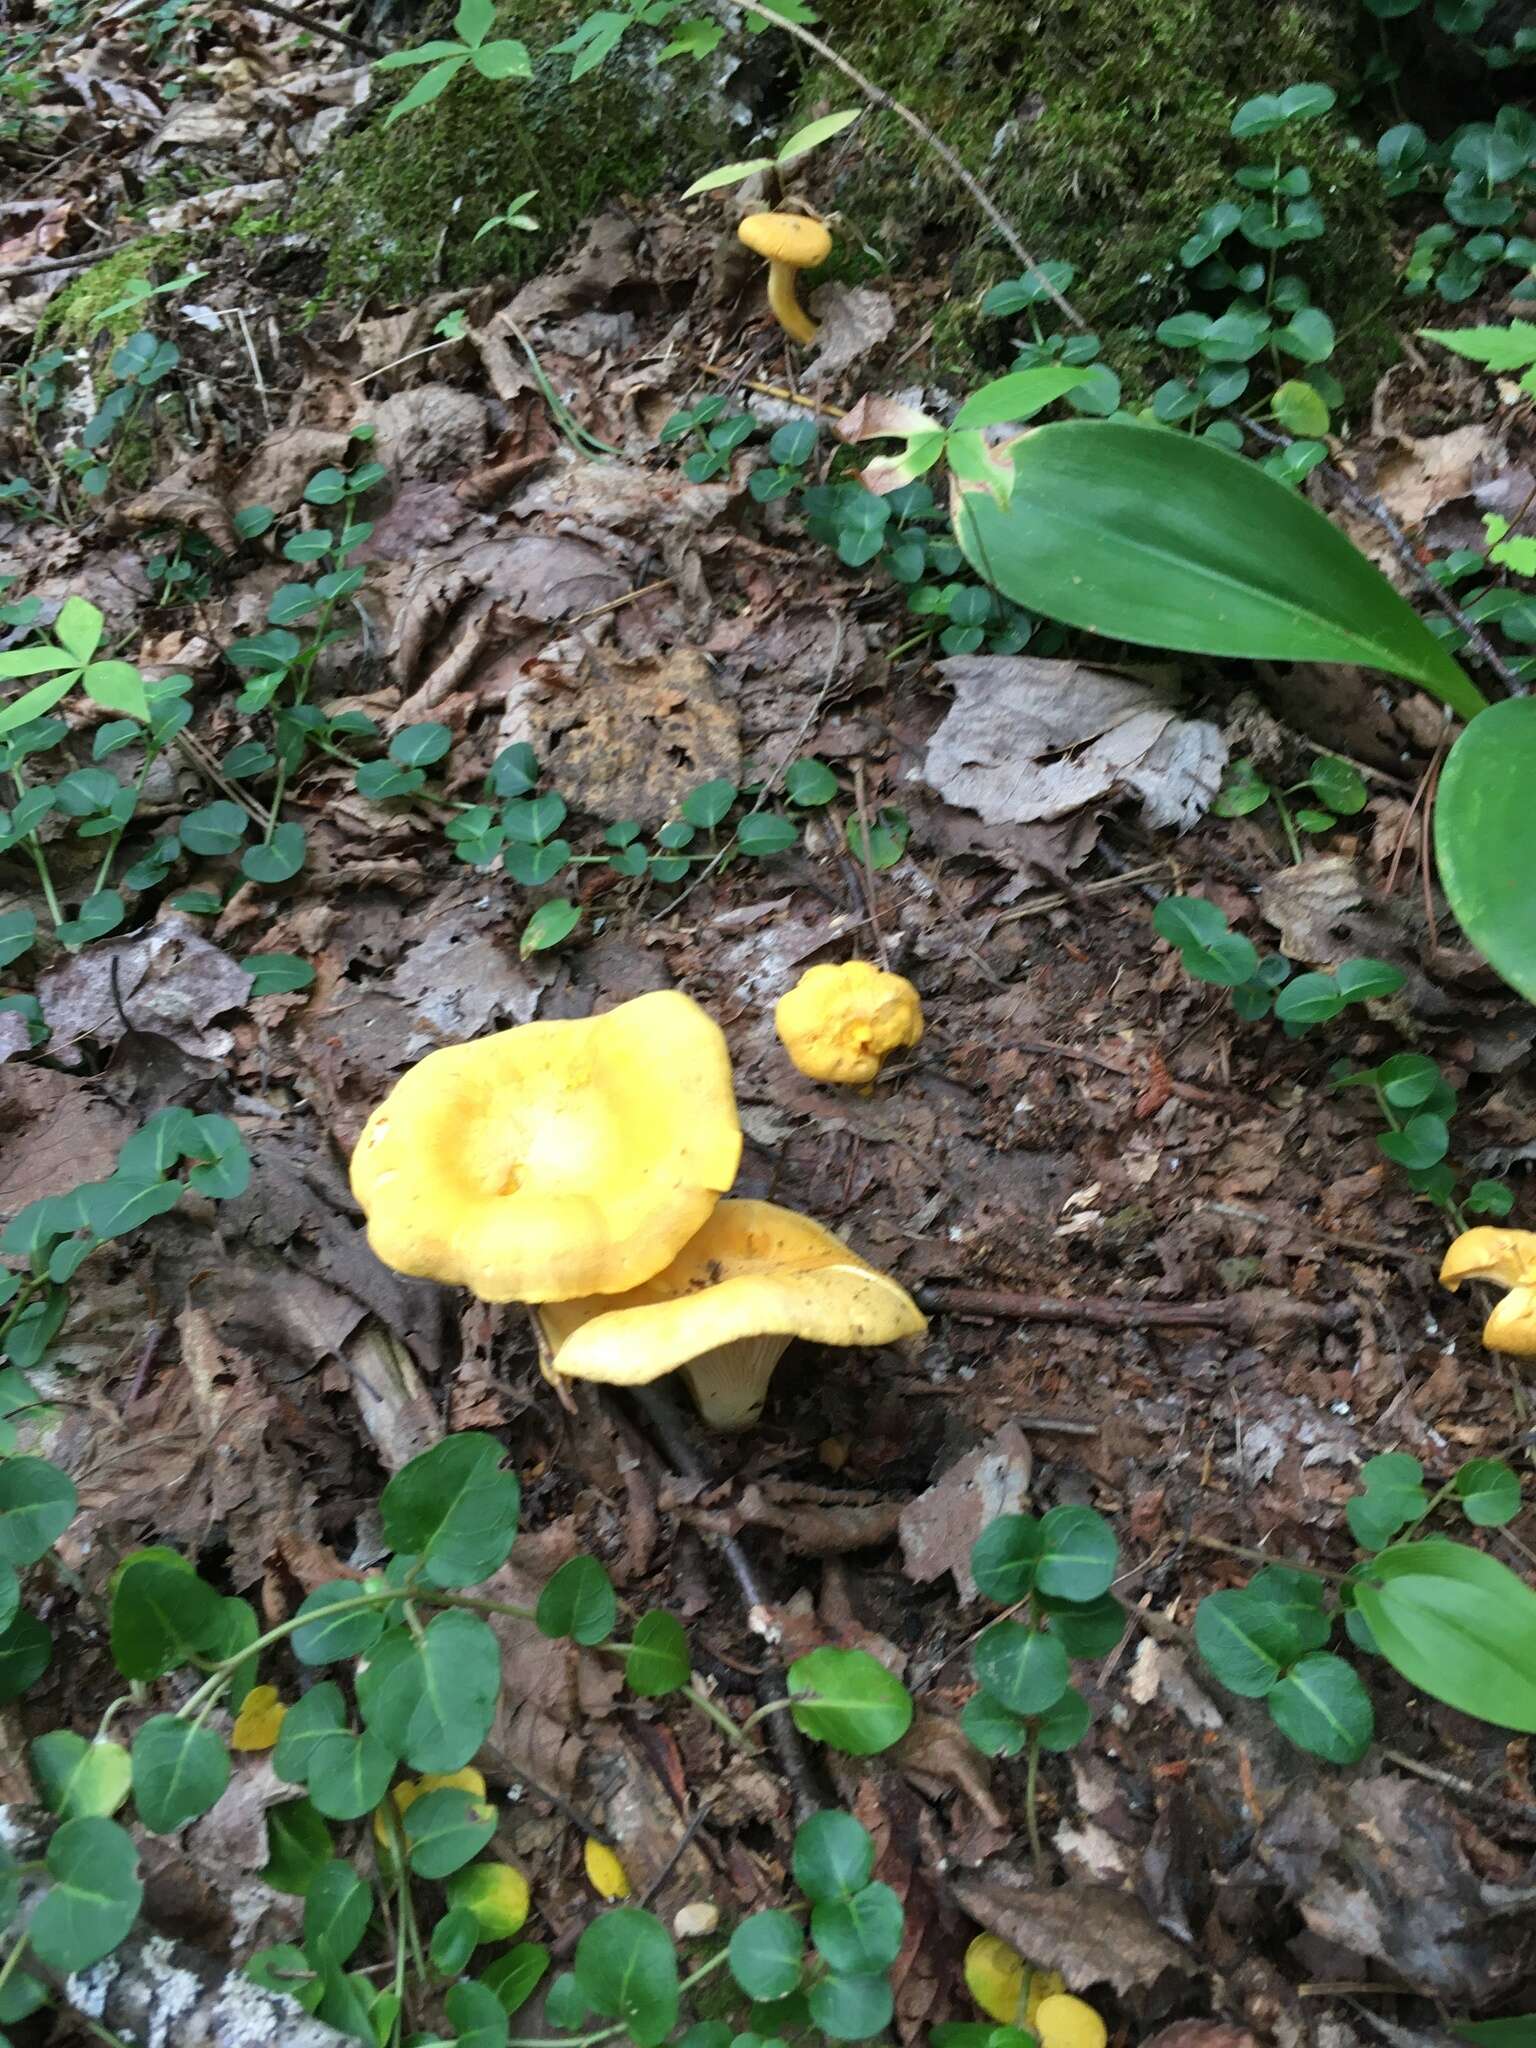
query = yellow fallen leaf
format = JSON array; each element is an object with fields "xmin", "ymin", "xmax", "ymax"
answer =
[
  {"xmin": 445, "ymin": 1861, "xmax": 531, "ymax": 1940},
  {"xmin": 584, "ymin": 1838, "xmax": 630, "ymax": 1900},
  {"xmin": 230, "ymin": 1685, "xmax": 285, "ymax": 1751},
  {"xmin": 964, "ymin": 1933, "xmax": 1025, "ymax": 2024},
  {"xmin": 373, "ymin": 1767, "xmax": 489, "ymax": 1850},
  {"xmin": 1035, "ymin": 1992, "xmax": 1107, "ymax": 2048}
]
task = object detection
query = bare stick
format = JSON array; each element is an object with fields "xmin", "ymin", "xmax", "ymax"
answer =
[{"xmin": 241, "ymin": 0, "xmax": 378, "ymax": 56}]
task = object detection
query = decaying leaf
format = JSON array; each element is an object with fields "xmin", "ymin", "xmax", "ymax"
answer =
[
  {"xmin": 899, "ymin": 1423, "xmax": 1033, "ymax": 1601},
  {"xmin": 950, "ymin": 1872, "xmax": 1197, "ymax": 2002},
  {"xmin": 925, "ymin": 657, "xmax": 1227, "ymax": 832}
]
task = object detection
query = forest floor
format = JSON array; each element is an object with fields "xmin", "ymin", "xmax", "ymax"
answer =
[{"xmin": 2, "ymin": 6, "xmax": 1536, "ymax": 2047}]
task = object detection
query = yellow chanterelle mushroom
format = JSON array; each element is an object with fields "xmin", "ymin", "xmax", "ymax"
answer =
[
  {"xmin": 775, "ymin": 960, "xmax": 923, "ymax": 1085},
  {"xmin": 1440, "ymin": 1227, "xmax": 1536, "ymax": 1357},
  {"xmin": 737, "ymin": 211, "xmax": 833, "ymax": 345},
  {"xmin": 350, "ymin": 991, "xmax": 741, "ymax": 1302},
  {"xmin": 538, "ymin": 1198, "xmax": 926, "ymax": 1428}
]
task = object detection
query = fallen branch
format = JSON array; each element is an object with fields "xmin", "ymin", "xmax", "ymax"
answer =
[{"xmin": 918, "ymin": 1285, "xmax": 1352, "ymax": 1334}]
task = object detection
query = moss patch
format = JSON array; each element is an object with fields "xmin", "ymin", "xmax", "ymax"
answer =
[
  {"xmin": 812, "ymin": 0, "xmax": 1396, "ymax": 393},
  {"xmin": 35, "ymin": 234, "xmax": 192, "ymax": 350},
  {"xmin": 294, "ymin": 1, "xmax": 745, "ymax": 305}
]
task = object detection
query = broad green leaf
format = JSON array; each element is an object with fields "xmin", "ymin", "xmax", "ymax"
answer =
[
  {"xmin": 0, "ymin": 1456, "xmax": 77, "ymax": 1566},
  {"xmin": 432, "ymin": 1905, "xmax": 481, "ymax": 1975},
  {"xmin": 787, "ymin": 1646, "xmax": 914, "ymax": 1754},
  {"xmin": 132, "ymin": 1714, "xmax": 230, "ymax": 1831},
  {"xmin": 574, "ymin": 1909, "xmax": 679, "ymax": 2048},
  {"xmin": 1044, "ymin": 1592, "xmax": 1126, "ymax": 1659},
  {"xmin": 681, "ymin": 155, "xmax": 775, "ymax": 197},
  {"xmin": 807, "ymin": 1971, "xmax": 893, "ymax": 2042},
  {"xmin": 482, "ymin": 1942, "xmax": 551, "ymax": 2013},
  {"xmin": 110, "ymin": 1557, "xmax": 226, "ymax": 1680},
  {"xmin": 292, "ymin": 1580, "xmax": 387, "ymax": 1664},
  {"xmin": 954, "ymin": 422, "xmax": 1486, "ymax": 718},
  {"xmin": 404, "ymin": 1785, "xmax": 498, "ymax": 1878},
  {"xmin": 1455, "ymin": 1459, "xmax": 1521, "ymax": 1528},
  {"xmin": 30, "ymin": 1732, "xmax": 131, "ymax": 1819},
  {"xmin": 0, "ymin": 1609, "xmax": 48, "ymax": 1700},
  {"xmin": 960, "ymin": 1690, "xmax": 1029, "ymax": 1757},
  {"xmin": 53, "ymin": 596, "xmax": 104, "ymax": 664},
  {"xmin": 405, "ymin": 1610, "xmax": 501, "ymax": 1770},
  {"xmin": 1036, "ymin": 1684, "xmax": 1091, "ymax": 1751},
  {"xmin": 1355, "ymin": 1538, "xmax": 1536, "ymax": 1731},
  {"xmin": 1422, "ymin": 322, "xmax": 1536, "ymax": 372},
  {"xmin": 380, "ymin": 1432, "xmax": 520, "ymax": 1587},
  {"xmin": 1435, "ymin": 698, "xmax": 1536, "ymax": 1002},
  {"xmin": 1267, "ymin": 1652, "xmax": 1374, "ymax": 1763},
  {"xmin": 793, "ymin": 1809, "xmax": 874, "ymax": 1902},
  {"xmin": 729, "ymin": 1910, "xmax": 805, "ymax": 2000},
  {"xmin": 304, "ymin": 1858, "xmax": 372, "ymax": 1966},
  {"xmin": 625, "ymin": 1611, "xmax": 690, "ymax": 1698},
  {"xmin": 262, "ymin": 1798, "xmax": 333, "ymax": 1895},
  {"xmin": 30, "ymin": 1817, "xmax": 142, "ymax": 1973},
  {"xmin": 1246, "ymin": 1566, "xmax": 1332, "ymax": 1652},
  {"xmin": 520, "ymin": 899, "xmax": 580, "ymax": 956},
  {"xmin": 472, "ymin": 37, "xmax": 532, "ymax": 77},
  {"xmin": 273, "ymin": 1681, "xmax": 349, "ymax": 1785},
  {"xmin": 536, "ymin": 1556, "xmax": 617, "ymax": 1645},
  {"xmin": 82, "ymin": 660, "xmax": 148, "ymax": 721},
  {"xmin": 383, "ymin": 54, "xmax": 466, "ymax": 124},
  {"xmin": 775, "ymin": 109, "xmax": 861, "ymax": 164},
  {"xmin": 446, "ymin": 1977, "xmax": 511, "ymax": 2048},
  {"xmin": 810, "ymin": 1882, "xmax": 903, "ymax": 1974},
  {"xmin": 1195, "ymin": 1588, "xmax": 1299, "ymax": 1697},
  {"xmin": 1035, "ymin": 1504, "xmax": 1117, "ymax": 1601},
  {"xmin": 969, "ymin": 1514, "xmax": 1042, "ymax": 1605},
  {"xmin": 952, "ymin": 366, "xmax": 1089, "ymax": 430},
  {"xmin": 972, "ymin": 1622, "xmax": 1069, "ymax": 1716},
  {"xmin": 245, "ymin": 1944, "xmax": 322, "ymax": 2013},
  {"xmin": 1151, "ymin": 894, "xmax": 1259, "ymax": 986},
  {"xmin": 306, "ymin": 1726, "xmax": 396, "ymax": 1819}
]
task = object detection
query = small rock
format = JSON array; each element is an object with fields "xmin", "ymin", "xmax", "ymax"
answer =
[{"xmin": 673, "ymin": 1902, "xmax": 720, "ymax": 1939}]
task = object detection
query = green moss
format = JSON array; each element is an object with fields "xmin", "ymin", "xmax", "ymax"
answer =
[
  {"xmin": 813, "ymin": 0, "xmax": 1396, "ymax": 394},
  {"xmin": 230, "ymin": 208, "xmax": 284, "ymax": 241},
  {"xmin": 295, "ymin": 1, "xmax": 743, "ymax": 304},
  {"xmin": 35, "ymin": 234, "xmax": 191, "ymax": 349}
]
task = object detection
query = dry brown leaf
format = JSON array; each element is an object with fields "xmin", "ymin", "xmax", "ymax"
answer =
[
  {"xmin": 36, "ymin": 913, "xmax": 250, "ymax": 1062},
  {"xmin": 926, "ymin": 656, "xmax": 1226, "ymax": 832},
  {"xmin": 950, "ymin": 1872, "xmax": 1197, "ymax": 2000},
  {"xmin": 899, "ymin": 1423, "xmax": 1032, "ymax": 1601}
]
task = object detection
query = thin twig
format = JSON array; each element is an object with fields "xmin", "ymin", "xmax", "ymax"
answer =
[
  {"xmin": 697, "ymin": 359, "xmax": 847, "ymax": 418},
  {"xmin": 850, "ymin": 761, "xmax": 889, "ymax": 967},
  {"xmin": 917, "ymin": 1285, "xmax": 1347, "ymax": 1332},
  {"xmin": 0, "ymin": 250, "xmax": 98, "ymax": 284},
  {"xmin": 622, "ymin": 1386, "xmax": 823, "ymax": 1823},
  {"xmin": 635, "ymin": 1794, "xmax": 718, "ymax": 1910},
  {"xmin": 710, "ymin": 0, "xmax": 1086, "ymax": 330},
  {"xmin": 241, "ymin": 0, "xmax": 379, "ymax": 56}
]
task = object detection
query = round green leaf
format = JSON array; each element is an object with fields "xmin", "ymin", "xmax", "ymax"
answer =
[
  {"xmin": 625, "ymin": 1611, "xmax": 690, "ymax": 1698},
  {"xmin": 245, "ymin": 1944, "xmax": 322, "ymax": 2013},
  {"xmin": 972, "ymin": 1622, "xmax": 1069, "ymax": 1717},
  {"xmin": 787, "ymin": 1647, "xmax": 914, "ymax": 1755},
  {"xmin": 483, "ymin": 1941, "xmax": 551, "ymax": 2014},
  {"xmin": 405, "ymin": 1785, "xmax": 498, "ymax": 1878},
  {"xmin": 956, "ymin": 423, "xmax": 1484, "ymax": 718},
  {"xmin": 1245, "ymin": 1566, "xmax": 1332, "ymax": 1653},
  {"xmin": 1194, "ymin": 1588, "xmax": 1300, "ymax": 1696},
  {"xmin": 520, "ymin": 899, "xmax": 580, "ymax": 956},
  {"xmin": 1035, "ymin": 1505, "xmax": 1117, "ymax": 1601},
  {"xmin": 431, "ymin": 1905, "xmax": 481, "ymax": 1976},
  {"xmin": 793, "ymin": 1810, "xmax": 874, "ymax": 1902},
  {"xmin": 1436, "ymin": 698, "xmax": 1536, "ymax": 1001},
  {"xmin": 30, "ymin": 1733, "xmax": 131, "ymax": 1819},
  {"xmin": 969, "ymin": 1514, "xmax": 1042, "ymax": 1605},
  {"xmin": 262, "ymin": 1798, "xmax": 333, "ymax": 1895},
  {"xmin": 729, "ymin": 1910, "xmax": 805, "ymax": 2000},
  {"xmin": 1043, "ymin": 1592, "xmax": 1126, "ymax": 1660},
  {"xmin": 389, "ymin": 720, "xmax": 452, "ymax": 767},
  {"xmin": 1036, "ymin": 1684, "xmax": 1092, "ymax": 1752},
  {"xmin": 807, "ymin": 1972, "xmax": 893, "ymax": 2043},
  {"xmin": 536, "ymin": 1556, "xmax": 617, "ymax": 1646},
  {"xmin": 292, "ymin": 1580, "xmax": 387, "ymax": 1665},
  {"xmin": 132, "ymin": 1714, "xmax": 231, "ymax": 1832},
  {"xmin": 273, "ymin": 1681, "xmax": 348, "ymax": 1785},
  {"xmin": 1272, "ymin": 379, "xmax": 1330, "ymax": 437},
  {"xmin": 408, "ymin": 1610, "xmax": 502, "ymax": 1771},
  {"xmin": 784, "ymin": 757, "xmax": 838, "ymax": 806},
  {"xmin": 0, "ymin": 1455, "xmax": 77, "ymax": 1566},
  {"xmin": 304, "ymin": 1858, "xmax": 372, "ymax": 1966},
  {"xmin": 30, "ymin": 1817, "xmax": 142, "ymax": 1973},
  {"xmin": 810, "ymin": 1882, "xmax": 903, "ymax": 1975},
  {"xmin": 1455, "ymin": 1460, "xmax": 1521, "ymax": 1529},
  {"xmin": 306, "ymin": 1727, "xmax": 396, "ymax": 1820},
  {"xmin": 1151, "ymin": 894, "xmax": 1259, "ymax": 986},
  {"xmin": 109, "ymin": 1557, "xmax": 225, "ymax": 1681},
  {"xmin": 240, "ymin": 952, "xmax": 316, "ymax": 997},
  {"xmin": 682, "ymin": 778, "xmax": 738, "ymax": 828},
  {"xmin": 1355, "ymin": 1538, "xmax": 1536, "ymax": 1730},
  {"xmin": 574, "ymin": 1909, "xmax": 679, "ymax": 2048},
  {"xmin": 960, "ymin": 1689, "xmax": 1030, "ymax": 1757},
  {"xmin": 1334, "ymin": 957, "xmax": 1406, "ymax": 1002},
  {"xmin": 1267, "ymin": 1652, "xmax": 1374, "ymax": 1764},
  {"xmin": 241, "ymin": 822, "xmax": 307, "ymax": 885},
  {"xmin": 380, "ymin": 1432, "xmax": 520, "ymax": 1588}
]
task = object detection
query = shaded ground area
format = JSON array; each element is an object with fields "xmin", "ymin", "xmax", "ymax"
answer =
[{"xmin": 2, "ymin": 5, "xmax": 1536, "ymax": 2046}]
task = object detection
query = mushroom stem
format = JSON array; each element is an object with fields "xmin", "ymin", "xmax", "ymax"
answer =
[
  {"xmin": 681, "ymin": 1335, "xmax": 793, "ymax": 1429},
  {"xmin": 766, "ymin": 261, "xmax": 817, "ymax": 345}
]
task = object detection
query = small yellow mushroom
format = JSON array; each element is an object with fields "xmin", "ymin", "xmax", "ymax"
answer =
[
  {"xmin": 737, "ymin": 212, "xmax": 833, "ymax": 345},
  {"xmin": 541, "ymin": 1198, "xmax": 925, "ymax": 1428},
  {"xmin": 350, "ymin": 991, "xmax": 741, "ymax": 1303},
  {"xmin": 1034, "ymin": 1992, "xmax": 1108, "ymax": 2048},
  {"xmin": 776, "ymin": 960, "xmax": 923, "ymax": 1085},
  {"xmin": 1440, "ymin": 1227, "xmax": 1536, "ymax": 1357}
]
